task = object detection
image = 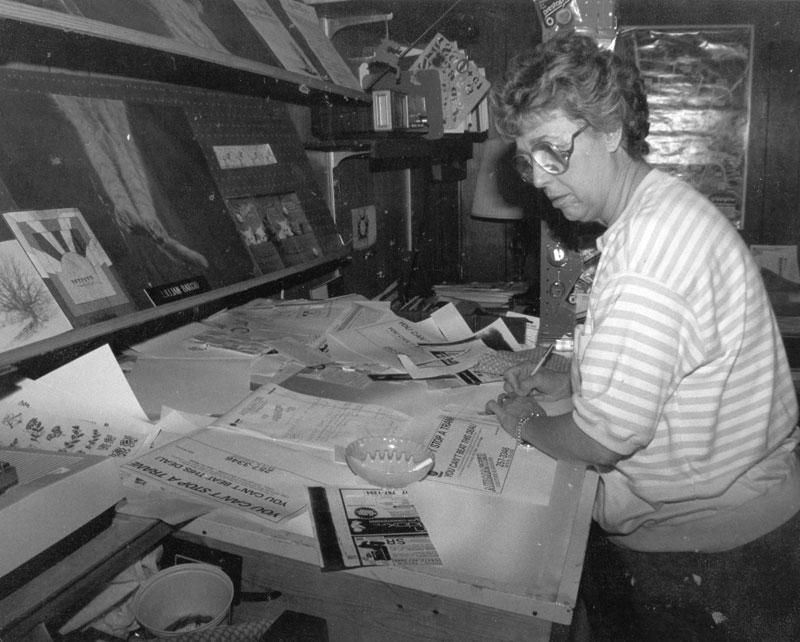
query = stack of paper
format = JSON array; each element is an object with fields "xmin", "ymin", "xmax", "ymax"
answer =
[{"xmin": 433, "ymin": 282, "xmax": 528, "ymax": 309}]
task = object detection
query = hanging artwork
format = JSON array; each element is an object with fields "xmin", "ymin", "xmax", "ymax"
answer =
[
  {"xmin": 3, "ymin": 208, "xmax": 132, "ymax": 326},
  {"xmin": 225, "ymin": 192, "xmax": 322, "ymax": 275},
  {"xmin": 618, "ymin": 26, "xmax": 754, "ymax": 228},
  {"xmin": 352, "ymin": 205, "xmax": 377, "ymax": 251},
  {"xmin": 0, "ymin": 240, "xmax": 72, "ymax": 351}
]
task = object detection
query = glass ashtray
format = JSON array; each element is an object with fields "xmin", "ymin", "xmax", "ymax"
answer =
[{"xmin": 344, "ymin": 436, "xmax": 435, "ymax": 488}]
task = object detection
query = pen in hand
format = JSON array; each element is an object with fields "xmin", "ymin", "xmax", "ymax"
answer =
[
  {"xmin": 528, "ymin": 343, "xmax": 555, "ymax": 379},
  {"xmin": 507, "ymin": 343, "xmax": 555, "ymax": 397}
]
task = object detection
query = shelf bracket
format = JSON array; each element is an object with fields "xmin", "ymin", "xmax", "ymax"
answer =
[{"xmin": 306, "ymin": 148, "xmax": 370, "ymax": 221}]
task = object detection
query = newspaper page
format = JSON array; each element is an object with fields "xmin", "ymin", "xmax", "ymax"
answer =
[
  {"xmin": 123, "ymin": 427, "xmax": 361, "ymax": 523},
  {"xmin": 213, "ymin": 383, "xmax": 411, "ymax": 452},
  {"xmin": 308, "ymin": 486, "xmax": 442, "ymax": 571},
  {"xmin": 325, "ymin": 317, "xmax": 445, "ymax": 369},
  {"xmin": 194, "ymin": 297, "xmax": 363, "ymax": 354}
]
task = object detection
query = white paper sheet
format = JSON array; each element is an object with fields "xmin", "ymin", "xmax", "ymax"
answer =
[
  {"xmin": 326, "ymin": 317, "xmax": 447, "ymax": 369},
  {"xmin": 124, "ymin": 356, "xmax": 252, "ymax": 421},
  {"xmin": 429, "ymin": 302, "xmax": 473, "ymax": 340},
  {"xmin": 36, "ymin": 344, "xmax": 148, "ymax": 421}
]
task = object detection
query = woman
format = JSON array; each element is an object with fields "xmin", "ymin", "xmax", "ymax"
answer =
[{"xmin": 484, "ymin": 32, "xmax": 800, "ymax": 641}]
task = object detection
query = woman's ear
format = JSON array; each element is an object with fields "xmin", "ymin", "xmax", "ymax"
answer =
[{"xmin": 605, "ymin": 127, "xmax": 623, "ymax": 152}]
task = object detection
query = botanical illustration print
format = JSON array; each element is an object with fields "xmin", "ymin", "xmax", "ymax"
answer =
[
  {"xmin": 0, "ymin": 404, "xmax": 146, "ymax": 460},
  {"xmin": 0, "ymin": 240, "xmax": 72, "ymax": 351}
]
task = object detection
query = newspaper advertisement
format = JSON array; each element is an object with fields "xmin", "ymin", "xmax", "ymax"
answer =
[
  {"xmin": 425, "ymin": 414, "xmax": 517, "ymax": 494},
  {"xmin": 308, "ymin": 486, "xmax": 442, "ymax": 571}
]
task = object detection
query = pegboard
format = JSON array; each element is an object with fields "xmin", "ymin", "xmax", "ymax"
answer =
[
  {"xmin": 538, "ymin": 220, "xmax": 602, "ymax": 344},
  {"xmin": 538, "ymin": 221, "xmax": 583, "ymax": 344},
  {"xmin": 0, "ymin": 67, "xmax": 343, "ymax": 328}
]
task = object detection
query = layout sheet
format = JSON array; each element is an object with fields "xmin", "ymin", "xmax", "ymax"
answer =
[
  {"xmin": 214, "ymin": 383, "xmax": 410, "ymax": 452},
  {"xmin": 308, "ymin": 486, "xmax": 442, "ymax": 570},
  {"xmin": 194, "ymin": 296, "xmax": 367, "ymax": 354}
]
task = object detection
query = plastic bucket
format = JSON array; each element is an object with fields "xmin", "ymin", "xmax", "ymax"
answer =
[{"xmin": 132, "ymin": 563, "xmax": 234, "ymax": 637}]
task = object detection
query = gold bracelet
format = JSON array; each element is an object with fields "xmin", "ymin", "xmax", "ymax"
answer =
[{"xmin": 515, "ymin": 411, "xmax": 544, "ymax": 448}]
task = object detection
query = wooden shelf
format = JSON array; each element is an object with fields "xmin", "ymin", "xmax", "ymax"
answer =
[
  {"xmin": 0, "ymin": 4, "xmax": 357, "ymax": 376},
  {"xmin": 0, "ymin": 0, "xmax": 369, "ymax": 105}
]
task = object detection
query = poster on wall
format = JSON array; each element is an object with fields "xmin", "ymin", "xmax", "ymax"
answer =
[
  {"xmin": 225, "ymin": 192, "xmax": 322, "ymax": 275},
  {"xmin": 0, "ymin": 240, "xmax": 72, "ymax": 353},
  {"xmin": 0, "ymin": 85, "xmax": 257, "ymax": 312},
  {"xmin": 618, "ymin": 26, "xmax": 753, "ymax": 229},
  {"xmin": 3, "ymin": 208, "xmax": 132, "ymax": 326}
]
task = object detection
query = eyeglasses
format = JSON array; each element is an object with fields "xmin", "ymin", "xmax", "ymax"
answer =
[{"xmin": 513, "ymin": 123, "xmax": 590, "ymax": 180}]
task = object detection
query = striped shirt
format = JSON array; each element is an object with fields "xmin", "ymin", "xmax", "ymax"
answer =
[{"xmin": 573, "ymin": 169, "xmax": 800, "ymax": 551}]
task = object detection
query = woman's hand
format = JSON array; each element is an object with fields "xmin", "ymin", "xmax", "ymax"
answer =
[
  {"xmin": 503, "ymin": 365, "xmax": 572, "ymax": 402},
  {"xmin": 484, "ymin": 385, "xmax": 622, "ymax": 468},
  {"xmin": 484, "ymin": 391, "xmax": 544, "ymax": 441}
]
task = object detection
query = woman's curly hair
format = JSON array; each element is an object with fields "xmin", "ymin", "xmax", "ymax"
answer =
[{"xmin": 490, "ymin": 32, "xmax": 650, "ymax": 160}]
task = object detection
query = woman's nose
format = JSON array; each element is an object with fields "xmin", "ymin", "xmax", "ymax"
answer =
[{"xmin": 530, "ymin": 162, "xmax": 553, "ymax": 189}]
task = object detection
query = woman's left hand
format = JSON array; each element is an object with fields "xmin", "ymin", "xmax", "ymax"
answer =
[{"xmin": 484, "ymin": 391, "xmax": 545, "ymax": 441}]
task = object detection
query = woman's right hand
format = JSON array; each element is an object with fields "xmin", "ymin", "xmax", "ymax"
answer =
[{"xmin": 503, "ymin": 365, "xmax": 572, "ymax": 402}]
